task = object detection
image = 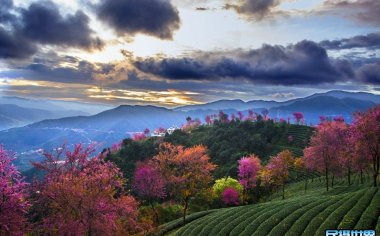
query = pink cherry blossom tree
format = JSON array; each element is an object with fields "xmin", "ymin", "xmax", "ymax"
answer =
[
  {"xmin": 31, "ymin": 144, "xmax": 144, "ymax": 235},
  {"xmin": 351, "ymin": 106, "xmax": 380, "ymax": 187},
  {"xmin": 0, "ymin": 146, "xmax": 30, "ymax": 235},
  {"xmin": 237, "ymin": 111, "xmax": 244, "ymax": 121},
  {"xmin": 238, "ymin": 155, "xmax": 261, "ymax": 202},
  {"xmin": 133, "ymin": 162, "xmax": 166, "ymax": 224},
  {"xmin": 304, "ymin": 120, "xmax": 347, "ymax": 191},
  {"xmin": 293, "ymin": 112, "xmax": 304, "ymax": 125},
  {"xmin": 222, "ymin": 188, "xmax": 239, "ymax": 206}
]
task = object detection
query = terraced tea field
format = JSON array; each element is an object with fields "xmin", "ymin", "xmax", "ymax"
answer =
[{"xmin": 161, "ymin": 174, "xmax": 380, "ymax": 236}]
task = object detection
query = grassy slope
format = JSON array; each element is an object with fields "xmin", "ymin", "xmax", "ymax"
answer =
[{"xmin": 162, "ymin": 174, "xmax": 380, "ymax": 236}]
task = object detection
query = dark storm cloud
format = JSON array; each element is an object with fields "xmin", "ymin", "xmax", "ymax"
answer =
[
  {"xmin": 320, "ymin": 32, "xmax": 380, "ymax": 50},
  {"xmin": 134, "ymin": 40, "xmax": 354, "ymax": 85},
  {"xmin": 0, "ymin": 27, "xmax": 37, "ymax": 59},
  {"xmin": 0, "ymin": 1, "xmax": 103, "ymax": 59},
  {"xmin": 19, "ymin": 2, "xmax": 103, "ymax": 50},
  {"xmin": 224, "ymin": 0, "xmax": 283, "ymax": 20},
  {"xmin": 97, "ymin": 0, "xmax": 180, "ymax": 40},
  {"xmin": 323, "ymin": 0, "xmax": 380, "ymax": 26},
  {"xmin": 357, "ymin": 61, "xmax": 380, "ymax": 85},
  {"xmin": 0, "ymin": 0, "xmax": 16, "ymax": 23}
]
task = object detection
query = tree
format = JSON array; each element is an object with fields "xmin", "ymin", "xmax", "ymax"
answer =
[
  {"xmin": 304, "ymin": 120, "xmax": 346, "ymax": 191},
  {"xmin": 143, "ymin": 128, "xmax": 150, "ymax": 135},
  {"xmin": 132, "ymin": 133, "xmax": 147, "ymax": 141},
  {"xmin": 132, "ymin": 162, "xmax": 166, "ymax": 225},
  {"xmin": 261, "ymin": 109, "xmax": 269, "ymax": 120},
  {"xmin": 222, "ymin": 188, "xmax": 239, "ymax": 206},
  {"xmin": 293, "ymin": 112, "xmax": 304, "ymax": 125},
  {"xmin": 351, "ymin": 106, "xmax": 380, "ymax": 187},
  {"xmin": 0, "ymin": 146, "xmax": 29, "ymax": 235},
  {"xmin": 237, "ymin": 155, "xmax": 261, "ymax": 202},
  {"xmin": 237, "ymin": 111, "xmax": 244, "ymax": 121},
  {"xmin": 205, "ymin": 115, "xmax": 212, "ymax": 125},
  {"xmin": 153, "ymin": 143, "xmax": 216, "ymax": 224},
  {"xmin": 212, "ymin": 177, "xmax": 243, "ymax": 204},
  {"xmin": 266, "ymin": 150, "xmax": 294, "ymax": 199},
  {"xmin": 31, "ymin": 144, "xmax": 143, "ymax": 235},
  {"xmin": 218, "ymin": 111, "xmax": 229, "ymax": 123},
  {"xmin": 294, "ymin": 157, "xmax": 308, "ymax": 192}
]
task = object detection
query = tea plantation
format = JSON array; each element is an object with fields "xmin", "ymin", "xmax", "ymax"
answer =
[{"xmin": 161, "ymin": 174, "xmax": 380, "ymax": 236}]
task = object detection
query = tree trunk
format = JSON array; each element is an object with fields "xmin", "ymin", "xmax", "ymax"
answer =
[
  {"xmin": 360, "ymin": 170, "xmax": 363, "ymax": 184},
  {"xmin": 282, "ymin": 182, "xmax": 285, "ymax": 200},
  {"xmin": 304, "ymin": 179, "xmax": 308, "ymax": 193},
  {"xmin": 374, "ymin": 155, "xmax": 379, "ymax": 187},
  {"xmin": 347, "ymin": 166, "xmax": 351, "ymax": 186},
  {"xmin": 150, "ymin": 202, "xmax": 159, "ymax": 225},
  {"xmin": 183, "ymin": 197, "xmax": 189, "ymax": 224},
  {"xmin": 325, "ymin": 167, "xmax": 329, "ymax": 192},
  {"xmin": 374, "ymin": 173, "xmax": 378, "ymax": 187}
]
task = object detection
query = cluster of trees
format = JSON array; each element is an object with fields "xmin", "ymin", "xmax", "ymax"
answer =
[
  {"xmin": 0, "ymin": 144, "xmax": 150, "ymax": 235},
  {"xmin": 304, "ymin": 106, "xmax": 380, "ymax": 190},
  {"xmin": 132, "ymin": 143, "xmax": 216, "ymax": 224},
  {"xmin": 0, "ymin": 143, "xmax": 217, "ymax": 234},
  {"xmin": 211, "ymin": 151, "xmax": 294, "ymax": 204}
]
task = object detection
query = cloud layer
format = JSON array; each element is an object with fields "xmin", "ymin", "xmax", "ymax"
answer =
[
  {"xmin": 97, "ymin": 0, "xmax": 180, "ymax": 39},
  {"xmin": 134, "ymin": 40, "xmax": 355, "ymax": 85},
  {"xmin": 320, "ymin": 32, "xmax": 380, "ymax": 50},
  {"xmin": 225, "ymin": 0, "xmax": 283, "ymax": 20},
  {"xmin": 0, "ymin": 0, "xmax": 102, "ymax": 59}
]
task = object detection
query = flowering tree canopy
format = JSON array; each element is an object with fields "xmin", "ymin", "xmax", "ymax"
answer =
[
  {"xmin": 304, "ymin": 120, "xmax": 347, "ymax": 191},
  {"xmin": 293, "ymin": 112, "xmax": 304, "ymax": 124},
  {"xmin": 31, "ymin": 144, "xmax": 143, "ymax": 235},
  {"xmin": 153, "ymin": 143, "xmax": 216, "ymax": 223},
  {"xmin": 266, "ymin": 150, "xmax": 294, "ymax": 199},
  {"xmin": 0, "ymin": 146, "xmax": 29, "ymax": 235},
  {"xmin": 222, "ymin": 188, "xmax": 240, "ymax": 206},
  {"xmin": 351, "ymin": 105, "xmax": 380, "ymax": 187},
  {"xmin": 238, "ymin": 155, "xmax": 261, "ymax": 191}
]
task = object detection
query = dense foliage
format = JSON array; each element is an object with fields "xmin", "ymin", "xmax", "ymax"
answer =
[
  {"xmin": 108, "ymin": 118, "xmax": 313, "ymax": 179},
  {"xmin": 29, "ymin": 144, "xmax": 144, "ymax": 235},
  {"xmin": 0, "ymin": 146, "xmax": 29, "ymax": 235}
]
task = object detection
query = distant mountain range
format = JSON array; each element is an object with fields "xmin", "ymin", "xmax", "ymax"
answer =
[
  {"xmin": 0, "ymin": 90, "xmax": 379, "ymax": 171},
  {"xmin": 0, "ymin": 96, "xmax": 113, "ymax": 130},
  {"xmin": 175, "ymin": 90, "xmax": 380, "ymax": 112}
]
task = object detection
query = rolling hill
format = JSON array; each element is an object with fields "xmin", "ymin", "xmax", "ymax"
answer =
[{"xmin": 160, "ymin": 175, "xmax": 380, "ymax": 236}]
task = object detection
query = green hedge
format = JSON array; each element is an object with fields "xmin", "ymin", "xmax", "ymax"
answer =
[
  {"xmin": 338, "ymin": 188, "xmax": 377, "ymax": 229},
  {"xmin": 355, "ymin": 188, "xmax": 380, "ymax": 229}
]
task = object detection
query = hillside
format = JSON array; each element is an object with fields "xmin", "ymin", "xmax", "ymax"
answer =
[
  {"xmin": 106, "ymin": 120, "xmax": 314, "ymax": 179},
  {"xmin": 0, "ymin": 104, "xmax": 55, "ymax": 130},
  {"xmin": 162, "ymin": 175, "xmax": 380, "ymax": 236}
]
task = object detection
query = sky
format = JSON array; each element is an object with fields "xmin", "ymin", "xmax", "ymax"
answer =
[{"xmin": 0, "ymin": 0, "xmax": 379, "ymax": 107}]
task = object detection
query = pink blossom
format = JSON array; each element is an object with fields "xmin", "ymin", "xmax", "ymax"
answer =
[{"xmin": 222, "ymin": 188, "xmax": 239, "ymax": 206}]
